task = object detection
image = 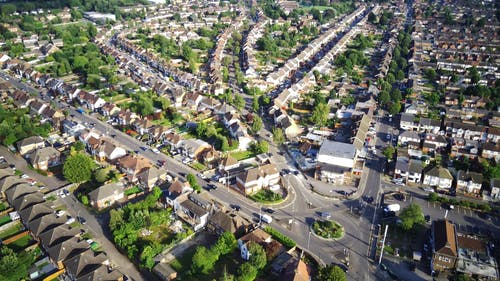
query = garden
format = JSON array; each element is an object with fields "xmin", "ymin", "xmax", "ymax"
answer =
[
  {"xmin": 170, "ymin": 232, "xmax": 272, "ymax": 281},
  {"xmin": 312, "ymin": 220, "xmax": 343, "ymax": 239},
  {"xmin": 109, "ymin": 187, "xmax": 192, "ymax": 270}
]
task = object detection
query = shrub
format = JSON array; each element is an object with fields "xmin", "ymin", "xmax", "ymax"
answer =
[{"xmin": 263, "ymin": 227, "xmax": 296, "ymax": 248}]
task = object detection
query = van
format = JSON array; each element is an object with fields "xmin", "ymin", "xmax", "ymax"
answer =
[{"xmin": 259, "ymin": 214, "xmax": 272, "ymax": 223}]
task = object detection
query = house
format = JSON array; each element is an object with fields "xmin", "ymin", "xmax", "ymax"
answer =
[
  {"xmin": 423, "ymin": 166, "xmax": 453, "ymax": 189},
  {"xmin": 482, "ymin": 142, "xmax": 500, "ymax": 163},
  {"xmin": 281, "ymin": 257, "xmax": 311, "ymax": 281},
  {"xmin": 28, "ymin": 212, "xmax": 66, "ymax": 237},
  {"xmin": 236, "ymin": 164, "xmax": 280, "ymax": 195},
  {"xmin": 455, "ymin": 234, "xmax": 499, "ymax": 279},
  {"xmin": 277, "ymin": 114, "xmax": 300, "ymax": 139},
  {"xmin": 5, "ymin": 183, "xmax": 39, "ymax": 206},
  {"xmin": 12, "ymin": 192, "xmax": 44, "ymax": 212},
  {"xmin": 177, "ymin": 139, "xmax": 212, "ymax": 160},
  {"xmin": 394, "ymin": 157, "xmax": 409, "ymax": 182},
  {"xmin": 39, "ymin": 224, "xmax": 81, "ymax": 248},
  {"xmin": 47, "ymin": 237, "xmax": 89, "ymax": 270},
  {"xmin": 16, "ymin": 136, "xmax": 45, "ymax": 155},
  {"xmin": 176, "ymin": 197, "xmax": 210, "ymax": 231},
  {"xmin": 399, "ymin": 113, "xmax": 418, "ymax": 131},
  {"xmin": 73, "ymin": 264, "xmax": 123, "ymax": 281},
  {"xmin": 220, "ymin": 155, "xmax": 239, "ymax": 173},
  {"xmin": 316, "ymin": 140, "xmax": 356, "ymax": 184},
  {"xmin": 137, "ymin": 166, "xmax": 167, "ymax": 190},
  {"xmin": 456, "ymin": 171, "xmax": 483, "ymax": 196},
  {"xmin": 0, "ymin": 176, "xmax": 27, "ymax": 199},
  {"xmin": 423, "ymin": 133, "xmax": 448, "ymax": 152},
  {"xmin": 27, "ymin": 147, "xmax": 61, "ymax": 171},
  {"xmin": 490, "ymin": 178, "xmax": 500, "ymax": 200},
  {"xmin": 62, "ymin": 120, "xmax": 87, "ymax": 137},
  {"xmin": 419, "ymin": 118, "xmax": 441, "ymax": 134},
  {"xmin": 165, "ymin": 179, "xmax": 193, "ymax": 211},
  {"xmin": 153, "ymin": 262, "xmax": 177, "ymax": 281},
  {"xmin": 408, "ymin": 159, "xmax": 423, "ymax": 183},
  {"xmin": 117, "ymin": 155, "xmax": 151, "ymax": 182},
  {"xmin": 18, "ymin": 201, "xmax": 54, "ymax": 223},
  {"xmin": 88, "ymin": 182, "xmax": 125, "ymax": 210},
  {"xmin": 207, "ymin": 211, "xmax": 247, "ymax": 237},
  {"xmin": 431, "ymin": 220, "xmax": 458, "ymax": 273},
  {"xmin": 63, "ymin": 249, "xmax": 110, "ymax": 280},
  {"xmin": 238, "ymin": 228, "xmax": 272, "ymax": 260},
  {"xmin": 93, "ymin": 139, "xmax": 127, "ymax": 162}
]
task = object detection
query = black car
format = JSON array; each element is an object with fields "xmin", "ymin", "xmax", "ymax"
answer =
[
  {"xmin": 263, "ymin": 208, "xmax": 275, "ymax": 214},
  {"xmin": 383, "ymin": 210, "xmax": 396, "ymax": 218},
  {"xmin": 140, "ymin": 146, "xmax": 148, "ymax": 151},
  {"xmin": 78, "ymin": 217, "xmax": 87, "ymax": 225},
  {"xmin": 364, "ymin": 196, "xmax": 374, "ymax": 204},
  {"xmin": 230, "ymin": 204, "xmax": 241, "ymax": 211},
  {"xmin": 424, "ymin": 215, "xmax": 431, "ymax": 223}
]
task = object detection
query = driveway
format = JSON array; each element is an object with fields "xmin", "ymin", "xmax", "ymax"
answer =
[{"xmin": 0, "ymin": 146, "xmax": 67, "ymax": 191}]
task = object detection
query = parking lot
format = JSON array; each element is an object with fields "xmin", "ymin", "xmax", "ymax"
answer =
[{"xmin": 381, "ymin": 190, "xmax": 500, "ymax": 239}]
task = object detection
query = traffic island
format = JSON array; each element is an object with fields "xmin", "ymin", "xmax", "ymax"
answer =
[{"xmin": 311, "ymin": 220, "xmax": 344, "ymax": 240}]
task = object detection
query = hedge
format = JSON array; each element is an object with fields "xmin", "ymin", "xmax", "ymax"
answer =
[
  {"xmin": 263, "ymin": 226, "xmax": 296, "ymax": 248},
  {"xmin": 428, "ymin": 192, "xmax": 492, "ymax": 212}
]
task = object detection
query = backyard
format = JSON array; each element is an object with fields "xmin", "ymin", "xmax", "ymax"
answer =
[{"xmin": 0, "ymin": 222, "xmax": 23, "ymax": 240}]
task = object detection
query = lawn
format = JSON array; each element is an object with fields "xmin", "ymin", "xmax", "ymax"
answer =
[
  {"xmin": 124, "ymin": 186, "xmax": 143, "ymax": 196},
  {"xmin": 9, "ymin": 235, "xmax": 33, "ymax": 252},
  {"xmin": 0, "ymin": 222, "xmax": 23, "ymax": 240},
  {"xmin": 250, "ymin": 189, "xmax": 283, "ymax": 204},
  {"xmin": 230, "ymin": 151, "xmax": 255, "ymax": 161},
  {"xmin": 0, "ymin": 201, "xmax": 8, "ymax": 211},
  {"xmin": 190, "ymin": 162, "xmax": 207, "ymax": 171},
  {"xmin": 0, "ymin": 214, "xmax": 12, "ymax": 226},
  {"xmin": 312, "ymin": 220, "xmax": 343, "ymax": 239}
]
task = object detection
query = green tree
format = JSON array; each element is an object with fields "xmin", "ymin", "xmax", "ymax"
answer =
[
  {"xmin": 63, "ymin": 153, "xmax": 95, "ymax": 183},
  {"xmin": 399, "ymin": 203, "xmax": 425, "ymax": 231},
  {"xmin": 311, "ymin": 103, "xmax": 330, "ymax": 127},
  {"xmin": 72, "ymin": 141, "xmax": 85, "ymax": 151},
  {"xmin": 428, "ymin": 192, "xmax": 438, "ymax": 202},
  {"xmin": 94, "ymin": 168, "xmax": 110, "ymax": 183},
  {"xmin": 388, "ymin": 102, "xmax": 401, "ymax": 115},
  {"xmin": 252, "ymin": 96, "xmax": 260, "ymax": 113},
  {"xmin": 318, "ymin": 264, "xmax": 347, "ymax": 281},
  {"xmin": 248, "ymin": 242, "xmax": 267, "ymax": 270},
  {"xmin": 236, "ymin": 262, "xmax": 258, "ymax": 281},
  {"xmin": 272, "ymin": 128, "xmax": 285, "ymax": 146},
  {"xmin": 81, "ymin": 195, "xmax": 89, "ymax": 206},
  {"xmin": 250, "ymin": 115, "xmax": 263, "ymax": 135},
  {"xmin": 233, "ymin": 94, "xmax": 246, "ymax": 111},
  {"xmin": 383, "ymin": 145, "xmax": 396, "ymax": 161},
  {"xmin": 468, "ymin": 66, "xmax": 480, "ymax": 85},
  {"xmin": 186, "ymin": 173, "xmax": 201, "ymax": 193},
  {"xmin": 191, "ymin": 246, "xmax": 219, "ymax": 275},
  {"xmin": 0, "ymin": 246, "xmax": 18, "ymax": 275},
  {"xmin": 215, "ymin": 232, "xmax": 237, "ymax": 255}
]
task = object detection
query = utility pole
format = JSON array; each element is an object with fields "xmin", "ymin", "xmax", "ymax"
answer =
[{"xmin": 378, "ymin": 224, "xmax": 389, "ymax": 265}]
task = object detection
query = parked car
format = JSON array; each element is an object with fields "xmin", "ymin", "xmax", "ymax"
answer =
[
  {"xmin": 78, "ymin": 216, "xmax": 87, "ymax": 225},
  {"xmin": 151, "ymin": 148, "xmax": 160, "ymax": 154},
  {"xmin": 55, "ymin": 210, "xmax": 65, "ymax": 217},
  {"xmin": 65, "ymin": 217, "xmax": 75, "ymax": 224}
]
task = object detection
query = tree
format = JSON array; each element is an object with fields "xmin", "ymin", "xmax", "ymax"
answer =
[
  {"xmin": 250, "ymin": 115, "xmax": 263, "ymax": 135},
  {"xmin": 63, "ymin": 153, "xmax": 95, "ymax": 183},
  {"xmin": 81, "ymin": 195, "xmax": 89, "ymax": 206},
  {"xmin": 248, "ymin": 242, "xmax": 267, "ymax": 270},
  {"xmin": 424, "ymin": 68, "xmax": 437, "ymax": 82},
  {"xmin": 388, "ymin": 102, "xmax": 401, "ymax": 115},
  {"xmin": 251, "ymin": 96, "xmax": 260, "ymax": 113},
  {"xmin": 383, "ymin": 145, "xmax": 396, "ymax": 161},
  {"xmin": 186, "ymin": 173, "xmax": 201, "ymax": 193},
  {"xmin": 318, "ymin": 264, "xmax": 347, "ymax": 281},
  {"xmin": 215, "ymin": 232, "xmax": 237, "ymax": 255},
  {"xmin": 311, "ymin": 103, "xmax": 330, "ymax": 127},
  {"xmin": 399, "ymin": 203, "xmax": 425, "ymax": 231},
  {"xmin": 94, "ymin": 168, "xmax": 110, "ymax": 183},
  {"xmin": 0, "ymin": 246, "xmax": 18, "ymax": 275},
  {"xmin": 468, "ymin": 66, "xmax": 480, "ymax": 85},
  {"xmin": 236, "ymin": 262, "xmax": 258, "ymax": 281},
  {"xmin": 191, "ymin": 246, "xmax": 219, "ymax": 275},
  {"xmin": 72, "ymin": 141, "xmax": 85, "ymax": 151},
  {"xmin": 233, "ymin": 94, "xmax": 246, "ymax": 111},
  {"xmin": 272, "ymin": 128, "xmax": 285, "ymax": 145}
]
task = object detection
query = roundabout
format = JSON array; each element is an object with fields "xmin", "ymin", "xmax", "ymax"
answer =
[{"xmin": 311, "ymin": 219, "xmax": 345, "ymax": 240}]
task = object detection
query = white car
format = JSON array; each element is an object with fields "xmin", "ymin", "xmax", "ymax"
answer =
[
  {"xmin": 21, "ymin": 174, "xmax": 30, "ymax": 179},
  {"xmin": 55, "ymin": 210, "xmax": 65, "ymax": 217},
  {"xmin": 198, "ymin": 173, "xmax": 207, "ymax": 179},
  {"xmin": 151, "ymin": 148, "xmax": 160, "ymax": 154}
]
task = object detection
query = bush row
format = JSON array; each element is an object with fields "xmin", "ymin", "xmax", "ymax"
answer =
[{"xmin": 263, "ymin": 226, "xmax": 296, "ymax": 248}]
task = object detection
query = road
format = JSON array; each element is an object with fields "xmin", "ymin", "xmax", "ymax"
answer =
[{"xmin": 1, "ymin": 70, "xmax": 385, "ymax": 280}]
